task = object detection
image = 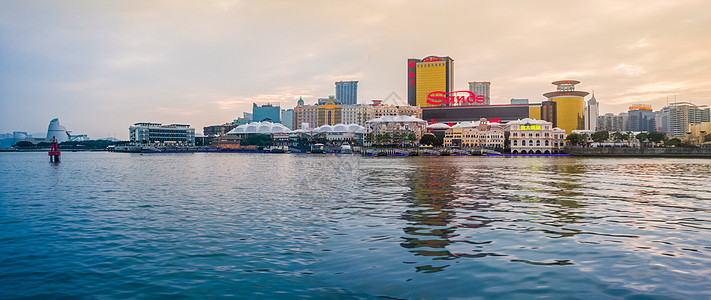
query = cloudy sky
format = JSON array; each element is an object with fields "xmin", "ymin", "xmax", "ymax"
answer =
[{"xmin": 1, "ymin": 0, "xmax": 710, "ymax": 139}]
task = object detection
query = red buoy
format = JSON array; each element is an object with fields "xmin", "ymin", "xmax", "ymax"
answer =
[{"xmin": 48, "ymin": 137, "xmax": 61, "ymax": 162}]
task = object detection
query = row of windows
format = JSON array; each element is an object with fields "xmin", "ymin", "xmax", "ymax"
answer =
[
  {"xmin": 511, "ymin": 140, "xmax": 565, "ymax": 147},
  {"xmin": 418, "ymin": 63, "xmax": 445, "ymax": 67}
]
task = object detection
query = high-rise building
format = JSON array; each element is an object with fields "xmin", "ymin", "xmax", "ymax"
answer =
[
  {"xmin": 281, "ymin": 109, "xmax": 295, "ymax": 130},
  {"xmin": 584, "ymin": 93, "xmax": 599, "ymax": 131},
  {"xmin": 317, "ymin": 99, "xmax": 342, "ymax": 126},
  {"xmin": 407, "ymin": 56, "xmax": 454, "ymax": 107},
  {"xmin": 626, "ymin": 104, "xmax": 656, "ymax": 132},
  {"xmin": 294, "ymin": 97, "xmax": 317, "ymax": 129},
  {"xmin": 468, "ymin": 82, "xmax": 491, "ymax": 105},
  {"xmin": 252, "ymin": 103, "xmax": 281, "ymax": 123},
  {"xmin": 597, "ymin": 113, "xmax": 628, "ymax": 132},
  {"xmin": 336, "ymin": 81, "xmax": 358, "ymax": 105},
  {"xmin": 542, "ymin": 80, "xmax": 588, "ymax": 134},
  {"xmin": 660, "ymin": 102, "xmax": 711, "ymax": 137}
]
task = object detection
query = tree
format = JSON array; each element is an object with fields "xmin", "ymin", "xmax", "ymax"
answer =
[
  {"xmin": 419, "ymin": 133, "xmax": 437, "ymax": 145},
  {"xmin": 665, "ymin": 138, "xmax": 682, "ymax": 147},
  {"xmin": 591, "ymin": 131, "xmax": 609, "ymax": 143},
  {"xmin": 705, "ymin": 134, "xmax": 711, "ymax": 143},
  {"xmin": 364, "ymin": 133, "xmax": 375, "ymax": 144},
  {"xmin": 241, "ymin": 134, "xmax": 272, "ymax": 146},
  {"xmin": 13, "ymin": 141, "xmax": 35, "ymax": 148},
  {"xmin": 636, "ymin": 133, "xmax": 648, "ymax": 147},
  {"xmin": 566, "ymin": 133, "xmax": 584, "ymax": 146},
  {"xmin": 647, "ymin": 131, "xmax": 666, "ymax": 146}
]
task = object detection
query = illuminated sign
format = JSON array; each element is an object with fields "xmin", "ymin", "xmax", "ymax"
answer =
[
  {"xmin": 426, "ymin": 91, "xmax": 485, "ymax": 106},
  {"xmin": 629, "ymin": 106, "xmax": 652, "ymax": 111},
  {"xmin": 521, "ymin": 124, "xmax": 541, "ymax": 130},
  {"xmin": 422, "ymin": 56, "xmax": 443, "ymax": 62},
  {"xmin": 489, "ymin": 117, "xmax": 501, "ymax": 123}
]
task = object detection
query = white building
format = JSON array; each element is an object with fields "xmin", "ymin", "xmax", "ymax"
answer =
[
  {"xmin": 46, "ymin": 118, "xmax": 71, "ymax": 143},
  {"xmin": 584, "ymin": 93, "xmax": 599, "ymax": 131},
  {"xmin": 444, "ymin": 118, "xmax": 505, "ymax": 149},
  {"xmin": 129, "ymin": 123, "xmax": 196, "ymax": 145},
  {"xmin": 507, "ymin": 118, "xmax": 566, "ymax": 154}
]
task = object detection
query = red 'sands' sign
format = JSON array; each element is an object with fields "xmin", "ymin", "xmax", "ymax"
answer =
[{"xmin": 426, "ymin": 91, "xmax": 485, "ymax": 106}]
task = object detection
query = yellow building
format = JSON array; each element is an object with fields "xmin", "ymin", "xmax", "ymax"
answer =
[
  {"xmin": 317, "ymin": 99, "xmax": 342, "ymax": 126},
  {"xmin": 410, "ymin": 56, "xmax": 454, "ymax": 108},
  {"xmin": 687, "ymin": 122, "xmax": 711, "ymax": 145},
  {"xmin": 543, "ymin": 80, "xmax": 588, "ymax": 134}
]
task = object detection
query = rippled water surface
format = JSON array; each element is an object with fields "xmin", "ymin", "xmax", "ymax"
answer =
[{"xmin": 1, "ymin": 152, "xmax": 710, "ymax": 299}]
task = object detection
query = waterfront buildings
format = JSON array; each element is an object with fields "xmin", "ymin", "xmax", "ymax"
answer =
[
  {"xmin": 407, "ymin": 56, "xmax": 454, "ymax": 107},
  {"xmin": 423, "ymin": 103, "xmax": 540, "ymax": 125},
  {"xmin": 507, "ymin": 118, "xmax": 566, "ymax": 154},
  {"xmin": 626, "ymin": 104, "xmax": 656, "ymax": 132},
  {"xmin": 687, "ymin": 122, "xmax": 711, "ymax": 145},
  {"xmin": 281, "ymin": 109, "xmax": 295, "ymax": 130},
  {"xmin": 294, "ymin": 97, "xmax": 318, "ymax": 129},
  {"xmin": 317, "ymin": 99, "xmax": 343, "ymax": 126},
  {"xmin": 365, "ymin": 115, "xmax": 427, "ymax": 145},
  {"xmin": 252, "ymin": 103, "xmax": 281, "ymax": 123},
  {"xmin": 468, "ymin": 82, "xmax": 491, "ymax": 105},
  {"xmin": 129, "ymin": 123, "xmax": 195, "ymax": 145},
  {"xmin": 597, "ymin": 113, "xmax": 628, "ymax": 132},
  {"xmin": 542, "ymin": 80, "xmax": 588, "ymax": 134},
  {"xmin": 342, "ymin": 104, "xmax": 369, "ymax": 127},
  {"xmin": 46, "ymin": 118, "xmax": 71, "ymax": 143},
  {"xmin": 443, "ymin": 118, "xmax": 505, "ymax": 149},
  {"xmin": 584, "ymin": 94, "xmax": 599, "ymax": 131},
  {"xmin": 659, "ymin": 102, "xmax": 710, "ymax": 137},
  {"xmin": 204, "ymin": 123, "xmax": 237, "ymax": 137},
  {"xmin": 336, "ymin": 81, "xmax": 358, "ymax": 105}
]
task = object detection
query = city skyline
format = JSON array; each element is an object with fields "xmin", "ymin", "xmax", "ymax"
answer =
[{"xmin": 1, "ymin": 1, "xmax": 710, "ymax": 139}]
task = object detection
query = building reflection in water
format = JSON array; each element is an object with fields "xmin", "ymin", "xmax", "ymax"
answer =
[{"xmin": 399, "ymin": 158, "xmax": 501, "ymax": 273}]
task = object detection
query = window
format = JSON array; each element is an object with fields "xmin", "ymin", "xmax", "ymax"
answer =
[
  {"xmin": 545, "ymin": 140, "xmax": 549, "ymax": 146},
  {"xmin": 521, "ymin": 140, "xmax": 525, "ymax": 146}
]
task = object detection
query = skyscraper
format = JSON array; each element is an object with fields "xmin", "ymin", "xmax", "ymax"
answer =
[
  {"xmin": 252, "ymin": 103, "xmax": 281, "ymax": 123},
  {"xmin": 468, "ymin": 82, "xmax": 490, "ymax": 105},
  {"xmin": 407, "ymin": 56, "xmax": 454, "ymax": 107},
  {"xmin": 584, "ymin": 93, "xmax": 599, "ymax": 131},
  {"xmin": 543, "ymin": 80, "xmax": 588, "ymax": 134},
  {"xmin": 336, "ymin": 81, "xmax": 358, "ymax": 105},
  {"xmin": 660, "ymin": 102, "xmax": 711, "ymax": 137},
  {"xmin": 627, "ymin": 104, "xmax": 655, "ymax": 132}
]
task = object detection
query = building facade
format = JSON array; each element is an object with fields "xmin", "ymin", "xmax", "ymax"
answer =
[
  {"xmin": 294, "ymin": 97, "xmax": 318, "ymax": 129},
  {"xmin": 660, "ymin": 102, "xmax": 711, "ymax": 137},
  {"xmin": 281, "ymin": 109, "xmax": 294, "ymax": 130},
  {"xmin": 597, "ymin": 113, "xmax": 628, "ymax": 132},
  {"xmin": 252, "ymin": 103, "xmax": 281, "ymax": 123},
  {"xmin": 468, "ymin": 81, "xmax": 491, "ymax": 105},
  {"xmin": 129, "ymin": 123, "xmax": 195, "ymax": 145},
  {"xmin": 511, "ymin": 98, "xmax": 529, "ymax": 105},
  {"xmin": 627, "ymin": 104, "xmax": 656, "ymax": 132},
  {"xmin": 444, "ymin": 119, "xmax": 504, "ymax": 149},
  {"xmin": 342, "ymin": 104, "xmax": 369, "ymax": 127},
  {"xmin": 584, "ymin": 94, "xmax": 599, "ymax": 131},
  {"xmin": 317, "ymin": 99, "xmax": 342, "ymax": 126},
  {"xmin": 336, "ymin": 81, "xmax": 358, "ymax": 105},
  {"xmin": 542, "ymin": 80, "xmax": 588, "ymax": 134},
  {"xmin": 407, "ymin": 56, "xmax": 454, "ymax": 107},
  {"xmin": 203, "ymin": 123, "xmax": 237, "ymax": 137},
  {"xmin": 507, "ymin": 118, "xmax": 566, "ymax": 154}
]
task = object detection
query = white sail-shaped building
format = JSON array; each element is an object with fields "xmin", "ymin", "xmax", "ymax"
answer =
[{"xmin": 46, "ymin": 118, "xmax": 70, "ymax": 142}]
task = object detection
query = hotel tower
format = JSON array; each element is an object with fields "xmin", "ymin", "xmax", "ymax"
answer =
[
  {"xmin": 407, "ymin": 56, "xmax": 454, "ymax": 108},
  {"xmin": 542, "ymin": 80, "xmax": 589, "ymax": 134}
]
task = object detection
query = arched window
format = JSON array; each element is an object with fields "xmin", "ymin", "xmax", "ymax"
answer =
[
  {"xmin": 521, "ymin": 140, "xmax": 526, "ymax": 146},
  {"xmin": 536, "ymin": 140, "xmax": 541, "ymax": 146},
  {"xmin": 513, "ymin": 140, "xmax": 518, "ymax": 146},
  {"xmin": 530, "ymin": 140, "xmax": 534, "ymax": 146},
  {"xmin": 545, "ymin": 140, "xmax": 549, "ymax": 146}
]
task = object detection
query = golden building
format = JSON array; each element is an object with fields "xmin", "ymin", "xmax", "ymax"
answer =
[
  {"xmin": 317, "ymin": 99, "xmax": 342, "ymax": 126},
  {"xmin": 543, "ymin": 80, "xmax": 588, "ymax": 134},
  {"xmin": 408, "ymin": 56, "xmax": 454, "ymax": 108}
]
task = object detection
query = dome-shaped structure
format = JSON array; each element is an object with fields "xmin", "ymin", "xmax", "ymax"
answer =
[
  {"xmin": 226, "ymin": 121, "xmax": 291, "ymax": 135},
  {"xmin": 426, "ymin": 123, "xmax": 451, "ymax": 129},
  {"xmin": 46, "ymin": 118, "xmax": 70, "ymax": 142}
]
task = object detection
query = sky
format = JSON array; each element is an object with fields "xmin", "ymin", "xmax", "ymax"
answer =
[{"xmin": 1, "ymin": 0, "xmax": 710, "ymax": 139}]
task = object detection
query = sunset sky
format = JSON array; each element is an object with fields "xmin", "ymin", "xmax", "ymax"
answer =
[{"xmin": 1, "ymin": 0, "xmax": 710, "ymax": 139}]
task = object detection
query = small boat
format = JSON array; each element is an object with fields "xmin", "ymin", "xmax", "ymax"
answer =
[
  {"xmin": 340, "ymin": 144, "xmax": 352, "ymax": 154},
  {"xmin": 270, "ymin": 146, "xmax": 287, "ymax": 153},
  {"xmin": 311, "ymin": 143, "xmax": 324, "ymax": 153},
  {"xmin": 408, "ymin": 150, "xmax": 419, "ymax": 156}
]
